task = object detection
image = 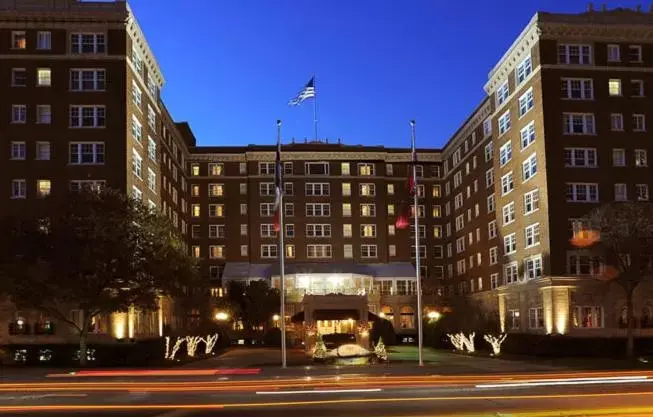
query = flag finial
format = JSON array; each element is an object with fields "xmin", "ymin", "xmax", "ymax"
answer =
[
  {"xmin": 410, "ymin": 120, "xmax": 416, "ymax": 127},
  {"xmin": 277, "ymin": 120, "xmax": 282, "ymax": 127}
]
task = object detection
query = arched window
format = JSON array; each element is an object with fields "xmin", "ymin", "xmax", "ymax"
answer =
[
  {"xmin": 381, "ymin": 306, "xmax": 394, "ymax": 324},
  {"xmin": 642, "ymin": 306, "xmax": 653, "ymax": 328},
  {"xmin": 400, "ymin": 306, "xmax": 415, "ymax": 329}
]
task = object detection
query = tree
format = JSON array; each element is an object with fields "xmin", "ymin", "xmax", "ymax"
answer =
[
  {"xmin": 584, "ymin": 202, "xmax": 653, "ymax": 359},
  {"xmin": 243, "ymin": 281, "xmax": 280, "ymax": 331},
  {"xmin": 0, "ymin": 189, "xmax": 198, "ymax": 366}
]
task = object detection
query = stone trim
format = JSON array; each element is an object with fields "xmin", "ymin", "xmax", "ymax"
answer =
[
  {"xmin": 126, "ymin": 4, "xmax": 163, "ymax": 87},
  {"xmin": 188, "ymin": 151, "xmax": 441, "ymax": 163}
]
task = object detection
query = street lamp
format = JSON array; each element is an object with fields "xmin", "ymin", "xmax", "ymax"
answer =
[
  {"xmin": 272, "ymin": 314, "xmax": 280, "ymax": 321},
  {"xmin": 427, "ymin": 311, "xmax": 442, "ymax": 321},
  {"xmin": 215, "ymin": 312, "xmax": 229, "ymax": 321}
]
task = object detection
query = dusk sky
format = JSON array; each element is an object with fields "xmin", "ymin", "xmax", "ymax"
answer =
[{"xmin": 127, "ymin": 0, "xmax": 642, "ymax": 148}]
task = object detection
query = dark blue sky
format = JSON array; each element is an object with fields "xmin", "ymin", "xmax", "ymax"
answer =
[{"xmin": 128, "ymin": 0, "xmax": 641, "ymax": 148}]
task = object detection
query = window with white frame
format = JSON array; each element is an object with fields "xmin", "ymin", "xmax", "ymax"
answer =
[
  {"xmin": 306, "ymin": 203, "xmax": 330, "ymax": 217},
  {"xmin": 410, "ymin": 224, "xmax": 426, "ymax": 238},
  {"xmin": 285, "ymin": 224, "xmax": 294, "ymax": 238},
  {"xmin": 37, "ymin": 31, "xmax": 51, "ymax": 50},
  {"xmin": 486, "ymin": 168, "xmax": 494, "ymax": 188},
  {"xmin": 285, "ymin": 203, "xmax": 294, "ymax": 216},
  {"xmin": 488, "ymin": 220, "xmax": 497, "ymax": 239},
  {"xmin": 132, "ymin": 80, "xmax": 142, "ymax": 106},
  {"xmin": 487, "ymin": 194, "xmax": 495, "ymax": 213},
  {"xmin": 36, "ymin": 105, "xmax": 51, "ymax": 124},
  {"xmin": 148, "ymin": 137, "xmax": 156, "ymax": 161},
  {"xmin": 386, "ymin": 184, "xmax": 394, "ymax": 195},
  {"xmin": 455, "ymin": 215, "xmax": 464, "ymax": 231},
  {"xmin": 523, "ymin": 189, "xmax": 540, "ymax": 215},
  {"xmin": 629, "ymin": 45, "xmax": 643, "ymax": 62},
  {"xmin": 633, "ymin": 114, "xmax": 646, "ymax": 132},
  {"xmin": 284, "ymin": 162, "xmax": 293, "ymax": 175},
  {"xmin": 261, "ymin": 245, "xmax": 277, "ymax": 259},
  {"xmin": 456, "ymin": 237, "xmax": 465, "ymax": 253},
  {"xmin": 69, "ymin": 105, "xmax": 105, "ymax": 128},
  {"xmin": 361, "ymin": 245, "xmax": 377, "ymax": 258},
  {"xmin": 496, "ymin": 81, "xmax": 509, "ymax": 106},
  {"xmin": 561, "ymin": 78, "xmax": 593, "ymax": 100},
  {"xmin": 489, "ymin": 247, "xmax": 498, "ymax": 265},
  {"xmin": 610, "ymin": 113, "xmax": 624, "ymax": 131},
  {"xmin": 636, "ymin": 184, "xmax": 649, "ymax": 201},
  {"xmin": 518, "ymin": 88, "xmax": 534, "ymax": 117},
  {"xmin": 209, "ymin": 225, "xmax": 226, "ymax": 239},
  {"xmin": 343, "ymin": 244, "xmax": 353, "ymax": 259},
  {"xmin": 566, "ymin": 183, "xmax": 599, "ymax": 202},
  {"xmin": 524, "ymin": 255, "xmax": 543, "ymax": 280},
  {"xmin": 284, "ymin": 182, "xmax": 293, "ymax": 195},
  {"xmin": 516, "ymin": 55, "xmax": 532, "ymax": 84},
  {"xmin": 499, "ymin": 142, "xmax": 512, "ymax": 166},
  {"xmin": 71, "ymin": 69, "xmax": 106, "ymax": 91},
  {"xmin": 607, "ymin": 44, "xmax": 620, "ymax": 62},
  {"xmin": 614, "ymin": 183, "xmax": 628, "ymax": 201},
  {"xmin": 342, "ymin": 224, "xmax": 353, "ymax": 238},
  {"xmin": 525, "ymin": 223, "xmax": 541, "ymax": 247},
  {"xmin": 259, "ymin": 162, "xmax": 275, "ymax": 175},
  {"xmin": 36, "ymin": 142, "xmax": 50, "ymax": 161},
  {"xmin": 11, "ymin": 179, "xmax": 26, "ymax": 198},
  {"xmin": 573, "ymin": 306, "xmax": 603, "ymax": 328},
  {"xmin": 504, "ymin": 233, "xmax": 516, "ymax": 255},
  {"xmin": 147, "ymin": 105, "xmax": 156, "ymax": 130},
  {"xmin": 564, "ymin": 148, "xmax": 597, "ymax": 168},
  {"xmin": 502, "ymin": 202, "xmax": 516, "ymax": 225},
  {"xmin": 490, "ymin": 273, "xmax": 499, "ymax": 289},
  {"xmin": 260, "ymin": 224, "xmax": 277, "ymax": 238},
  {"xmin": 454, "ymin": 193, "xmax": 463, "ymax": 210},
  {"xmin": 483, "ymin": 118, "xmax": 492, "ymax": 137},
  {"xmin": 306, "ymin": 224, "xmax": 331, "ymax": 238},
  {"xmin": 307, "ymin": 244, "xmax": 332, "ymax": 259},
  {"xmin": 498, "ymin": 110, "xmax": 511, "ymax": 135},
  {"xmin": 613, "ymin": 149, "xmax": 626, "ymax": 167},
  {"xmin": 147, "ymin": 168, "xmax": 156, "ymax": 192},
  {"xmin": 208, "ymin": 163, "xmax": 224, "ymax": 176},
  {"xmin": 359, "ymin": 183, "xmax": 376, "ymax": 197},
  {"xmin": 519, "ymin": 121, "xmax": 536, "ymax": 150},
  {"xmin": 208, "ymin": 184, "xmax": 224, "ymax": 197},
  {"xmin": 343, "ymin": 203, "xmax": 352, "ymax": 217},
  {"xmin": 456, "ymin": 260, "xmax": 466, "ymax": 276},
  {"xmin": 240, "ymin": 204, "xmax": 248, "ymax": 215},
  {"xmin": 433, "ymin": 205, "xmax": 441, "ymax": 218},
  {"xmin": 11, "ymin": 105, "xmax": 26, "ymax": 123},
  {"xmin": 568, "ymin": 253, "xmax": 601, "ymax": 276},
  {"xmin": 358, "ymin": 163, "xmax": 375, "ymax": 176},
  {"xmin": 361, "ymin": 204, "xmax": 376, "ymax": 217},
  {"xmin": 342, "ymin": 183, "xmax": 351, "ymax": 196},
  {"xmin": 529, "ymin": 307, "xmax": 545, "ymax": 329},
  {"xmin": 523, "ymin": 154, "xmax": 537, "ymax": 181},
  {"xmin": 410, "ymin": 245, "xmax": 427, "ymax": 259},
  {"xmin": 241, "ymin": 245, "xmax": 248, "ymax": 256},
  {"xmin": 132, "ymin": 149, "xmax": 142, "ymax": 179},
  {"xmin": 260, "ymin": 203, "xmax": 274, "ymax": 217},
  {"xmin": 301, "ymin": 161, "xmax": 329, "ymax": 176},
  {"xmin": 501, "ymin": 172, "xmax": 514, "ymax": 195},
  {"xmin": 385, "ymin": 163, "xmax": 393, "ymax": 176},
  {"xmin": 259, "ymin": 183, "xmax": 275, "ymax": 196},
  {"xmin": 305, "ymin": 183, "xmax": 330, "ymax": 196},
  {"xmin": 10, "ymin": 142, "xmax": 25, "ymax": 160},
  {"xmin": 631, "ymin": 80, "xmax": 645, "ymax": 97},
  {"xmin": 433, "ymin": 225, "xmax": 441, "ymax": 238},
  {"xmin": 505, "ymin": 262, "xmax": 519, "ymax": 285},
  {"xmin": 608, "ymin": 78, "xmax": 622, "ymax": 96},
  {"xmin": 485, "ymin": 142, "xmax": 493, "ymax": 162},
  {"xmin": 69, "ymin": 142, "xmax": 104, "ymax": 164},
  {"xmin": 563, "ymin": 113, "xmax": 595, "ymax": 135},
  {"xmin": 558, "ymin": 43, "xmax": 591, "ymax": 64}
]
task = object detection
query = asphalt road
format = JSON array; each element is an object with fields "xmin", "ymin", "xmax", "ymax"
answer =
[{"xmin": 2, "ymin": 371, "xmax": 653, "ymax": 416}]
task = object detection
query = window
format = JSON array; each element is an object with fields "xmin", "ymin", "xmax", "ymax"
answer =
[
  {"xmin": 133, "ymin": 187, "xmax": 143, "ymax": 200},
  {"xmin": 389, "ymin": 245, "xmax": 396, "ymax": 257},
  {"xmin": 36, "ymin": 142, "xmax": 50, "ymax": 161},
  {"xmin": 614, "ymin": 183, "xmax": 628, "ymax": 201},
  {"xmin": 433, "ymin": 205, "xmax": 441, "ymax": 218},
  {"xmin": 240, "ymin": 224, "xmax": 248, "ymax": 236},
  {"xmin": 240, "ymin": 204, "xmax": 248, "ymax": 215},
  {"xmin": 410, "ymin": 245, "xmax": 427, "ymax": 259},
  {"xmin": 498, "ymin": 110, "xmax": 511, "ymax": 135},
  {"xmin": 490, "ymin": 273, "xmax": 499, "ymax": 289},
  {"xmin": 148, "ymin": 137, "xmax": 156, "ymax": 161},
  {"xmin": 342, "ymin": 183, "xmax": 351, "ymax": 196},
  {"xmin": 454, "ymin": 193, "xmax": 463, "ymax": 210},
  {"xmin": 522, "ymin": 154, "xmax": 537, "ymax": 181},
  {"xmin": 306, "ymin": 224, "xmax": 331, "ymax": 238},
  {"xmin": 566, "ymin": 183, "xmax": 599, "ymax": 202},
  {"xmin": 11, "ymin": 105, "xmax": 26, "ymax": 123},
  {"xmin": 489, "ymin": 247, "xmax": 498, "ymax": 265},
  {"xmin": 261, "ymin": 224, "xmax": 277, "ymax": 238},
  {"xmin": 240, "ymin": 245, "xmax": 248, "ymax": 256},
  {"xmin": 305, "ymin": 183, "xmax": 330, "ymax": 196},
  {"xmin": 529, "ymin": 307, "xmax": 544, "ymax": 329},
  {"xmin": 455, "ymin": 215, "xmax": 465, "ymax": 232},
  {"xmin": 259, "ymin": 183, "xmax": 275, "ymax": 196},
  {"xmin": 523, "ymin": 189, "xmax": 540, "ymax": 215},
  {"xmin": 239, "ymin": 162, "xmax": 247, "ymax": 174},
  {"xmin": 209, "ymin": 225, "xmax": 226, "ymax": 239},
  {"xmin": 343, "ymin": 224, "xmax": 353, "ymax": 238},
  {"xmin": 69, "ymin": 143, "xmax": 105, "ymax": 164},
  {"xmin": 71, "ymin": 33, "xmax": 105, "ymax": 54},
  {"xmin": 502, "ymin": 202, "xmax": 516, "ymax": 225},
  {"xmin": 385, "ymin": 163, "xmax": 393, "ymax": 176},
  {"xmin": 434, "ymin": 246, "xmax": 443, "ymax": 259},
  {"xmin": 283, "ymin": 182, "xmax": 293, "ymax": 195},
  {"xmin": 636, "ymin": 184, "xmax": 649, "ymax": 201},
  {"xmin": 563, "ymin": 113, "xmax": 595, "ymax": 135},
  {"xmin": 607, "ymin": 44, "xmax": 620, "ymax": 62},
  {"xmin": 456, "ymin": 260, "xmax": 466, "ymax": 276},
  {"xmin": 631, "ymin": 80, "xmax": 645, "ymax": 97},
  {"xmin": 496, "ymin": 81, "xmax": 509, "ymax": 106},
  {"xmin": 10, "ymin": 142, "xmax": 26, "ymax": 160},
  {"xmin": 132, "ymin": 81, "xmax": 142, "ymax": 106},
  {"xmin": 361, "ymin": 245, "xmax": 377, "ymax": 258},
  {"xmin": 307, "ymin": 244, "xmax": 332, "ymax": 259},
  {"xmin": 192, "ymin": 246, "xmax": 200, "ymax": 258},
  {"xmin": 518, "ymin": 88, "xmax": 534, "ymax": 116},
  {"xmin": 504, "ymin": 233, "xmax": 517, "ymax": 255},
  {"xmin": 285, "ymin": 224, "xmax": 294, "ymax": 238},
  {"xmin": 505, "ymin": 262, "xmax": 519, "ymax": 285},
  {"xmin": 260, "ymin": 203, "xmax": 274, "ymax": 217},
  {"xmin": 132, "ymin": 149, "xmax": 142, "ymax": 179},
  {"xmin": 305, "ymin": 161, "xmax": 330, "ymax": 175},
  {"xmin": 573, "ymin": 306, "xmax": 603, "ymax": 328},
  {"xmin": 358, "ymin": 163, "xmax": 375, "ymax": 176},
  {"xmin": 629, "ymin": 45, "xmax": 643, "ymax": 62},
  {"xmin": 633, "ymin": 114, "xmax": 646, "ymax": 132},
  {"xmin": 482, "ymin": 119, "xmax": 493, "ymax": 138},
  {"xmin": 613, "ymin": 149, "xmax": 626, "ymax": 167},
  {"xmin": 69, "ymin": 105, "xmax": 105, "ymax": 128},
  {"xmin": 283, "ymin": 162, "xmax": 293, "ymax": 175},
  {"xmin": 205, "ymin": 163, "xmax": 223, "ymax": 177},
  {"xmin": 359, "ymin": 183, "xmax": 375, "ymax": 197},
  {"xmin": 340, "ymin": 162, "xmax": 350, "ymax": 175},
  {"xmin": 453, "ymin": 171, "xmax": 462, "ymax": 188},
  {"xmin": 147, "ymin": 105, "xmax": 156, "ymax": 130},
  {"xmin": 360, "ymin": 204, "xmax": 376, "ymax": 217},
  {"xmin": 516, "ymin": 55, "xmax": 532, "ymax": 84},
  {"xmin": 485, "ymin": 143, "xmax": 493, "ymax": 162},
  {"xmin": 453, "ymin": 149, "xmax": 462, "ymax": 166},
  {"xmin": 343, "ymin": 203, "xmax": 352, "ymax": 217},
  {"xmin": 344, "ymin": 244, "xmax": 353, "ymax": 259},
  {"xmin": 11, "ymin": 179, "xmax": 26, "ymax": 198},
  {"xmin": 11, "ymin": 31, "xmax": 26, "ymax": 49},
  {"xmin": 11, "ymin": 68, "xmax": 26, "ymax": 87},
  {"xmin": 208, "ymin": 184, "xmax": 224, "ymax": 197},
  {"xmin": 132, "ymin": 48, "xmax": 142, "ymax": 72},
  {"xmin": 608, "ymin": 79, "xmax": 621, "ymax": 96},
  {"xmin": 259, "ymin": 162, "xmax": 275, "ymax": 175},
  {"xmin": 147, "ymin": 168, "xmax": 156, "ymax": 192},
  {"xmin": 191, "ymin": 164, "xmax": 200, "ymax": 176},
  {"xmin": 209, "ymin": 204, "xmax": 225, "ymax": 217},
  {"xmin": 306, "ymin": 203, "xmax": 330, "ymax": 217},
  {"xmin": 456, "ymin": 237, "xmax": 465, "ymax": 253},
  {"xmin": 499, "ymin": 142, "xmax": 512, "ymax": 166},
  {"xmin": 568, "ymin": 254, "xmax": 601, "ymax": 276},
  {"xmin": 261, "ymin": 245, "xmax": 277, "ymax": 259},
  {"xmin": 488, "ymin": 220, "xmax": 497, "ymax": 239},
  {"xmin": 147, "ymin": 76, "xmax": 157, "ymax": 98},
  {"xmin": 501, "ymin": 172, "xmax": 514, "ymax": 195},
  {"xmin": 610, "ymin": 113, "xmax": 624, "ymax": 131},
  {"xmin": 525, "ymin": 223, "xmax": 541, "ymax": 247},
  {"xmin": 387, "ymin": 184, "xmax": 394, "ymax": 195},
  {"xmin": 520, "ymin": 121, "xmax": 536, "ymax": 149},
  {"xmin": 561, "ymin": 78, "xmax": 593, "ymax": 100},
  {"xmin": 524, "ymin": 255, "xmax": 543, "ymax": 280},
  {"xmin": 361, "ymin": 224, "xmax": 377, "ymax": 238},
  {"xmin": 69, "ymin": 180, "xmax": 105, "ymax": 193},
  {"xmin": 388, "ymin": 224, "xmax": 396, "ymax": 236},
  {"xmin": 487, "ymin": 194, "xmax": 495, "ymax": 213},
  {"xmin": 558, "ymin": 44, "xmax": 591, "ymax": 64},
  {"xmin": 37, "ymin": 31, "xmax": 51, "ymax": 50}
]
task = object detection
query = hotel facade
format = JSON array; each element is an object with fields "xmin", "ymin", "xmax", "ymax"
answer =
[{"xmin": 1, "ymin": 0, "xmax": 653, "ymax": 347}]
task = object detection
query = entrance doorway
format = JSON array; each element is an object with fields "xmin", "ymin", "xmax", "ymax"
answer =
[{"xmin": 317, "ymin": 319, "xmax": 356, "ymax": 335}]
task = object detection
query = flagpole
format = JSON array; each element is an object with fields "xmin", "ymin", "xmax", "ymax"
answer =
[
  {"xmin": 313, "ymin": 74, "xmax": 318, "ymax": 140},
  {"xmin": 411, "ymin": 120, "xmax": 424, "ymax": 367},
  {"xmin": 277, "ymin": 120, "xmax": 287, "ymax": 369}
]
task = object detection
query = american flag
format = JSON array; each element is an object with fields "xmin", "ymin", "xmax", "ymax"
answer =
[
  {"xmin": 288, "ymin": 77, "xmax": 316, "ymax": 106},
  {"xmin": 273, "ymin": 137, "xmax": 283, "ymax": 232}
]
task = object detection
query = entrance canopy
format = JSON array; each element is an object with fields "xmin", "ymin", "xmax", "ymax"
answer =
[{"xmin": 291, "ymin": 310, "xmax": 381, "ymax": 323}]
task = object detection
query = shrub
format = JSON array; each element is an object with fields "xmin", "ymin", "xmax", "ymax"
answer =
[{"xmin": 371, "ymin": 318, "xmax": 396, "ymax": 346}]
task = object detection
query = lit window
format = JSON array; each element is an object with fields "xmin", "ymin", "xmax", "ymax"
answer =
[{"xmin": 608, "ymin": 79, "xmax": 621, "ymax": 96}]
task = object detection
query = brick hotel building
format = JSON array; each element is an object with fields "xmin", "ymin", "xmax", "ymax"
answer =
[{"xmin": 1, "ymin": 0, "xmax": 653, "ymax": 347}]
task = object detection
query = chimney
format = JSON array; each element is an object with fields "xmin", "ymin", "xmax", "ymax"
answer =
[
  {"xmin": 601, "ymin": 3, "xmax": 607, "ymax": 11},
  {"xmin": 587, "ymin": 2, "xmax": 594, "ymax": 11}
]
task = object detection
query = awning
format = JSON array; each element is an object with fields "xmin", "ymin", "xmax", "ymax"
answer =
[{"xmin": 313, "ymin": 309, "xmax": 360, "ymax": 320}]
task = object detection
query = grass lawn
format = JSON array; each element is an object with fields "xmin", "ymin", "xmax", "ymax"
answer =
[{"xmin": 388, "ymin": 345, "xmax": 443, "ymax": 363}]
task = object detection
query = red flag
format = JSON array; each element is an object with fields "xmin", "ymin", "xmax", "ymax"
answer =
[
  {"xmin": 395, "ymin": 202, "xmax": 410, "ymax": 229},
  {"xmin": 273, "ymin": 209, "xmax": 280, "ymax": 233}
]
